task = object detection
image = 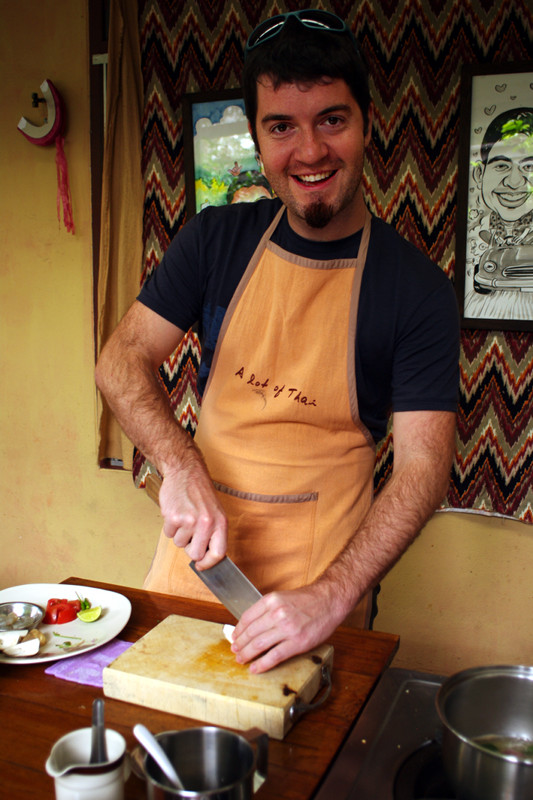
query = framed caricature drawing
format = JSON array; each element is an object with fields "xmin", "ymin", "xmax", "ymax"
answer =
[
  {"xmin": 455, "ymin": 64, "xmax": 533, "ymax": 330},
  {"xmin": 182, "ymin": 89, "xmax": 272, "ymax": 217}
]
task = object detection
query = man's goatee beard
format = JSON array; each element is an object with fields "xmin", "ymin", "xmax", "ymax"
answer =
[{"xmin": 303, "ymin": 200, "xmax": 336, "ymax": 229}]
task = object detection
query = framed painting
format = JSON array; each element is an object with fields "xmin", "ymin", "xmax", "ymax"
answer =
[
  {"xmin": 454, "ymin": 63, "xmax": 533, "ymax": 330},
  {"xmin": 182, "ymin": 89, "xmax": 272, "ymax": 217}
]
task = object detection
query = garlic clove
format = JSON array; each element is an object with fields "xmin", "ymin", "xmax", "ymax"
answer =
[
  {"xmin": 223, "ymin": 624, "xmax": 235, "ymax": 644},
  {"xmin": 22, "ymin": 628, "xmax": 46, "ymax": 646}
]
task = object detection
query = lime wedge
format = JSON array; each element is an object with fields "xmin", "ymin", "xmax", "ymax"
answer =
[{"xmin": 77, "ymin": 606, "xmax": 102, "ymax": 623}]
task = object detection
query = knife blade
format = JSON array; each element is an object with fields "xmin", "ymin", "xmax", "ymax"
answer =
[{"xmin": 189, "ymin": 556, "xmax": 262, "ymax": 620}]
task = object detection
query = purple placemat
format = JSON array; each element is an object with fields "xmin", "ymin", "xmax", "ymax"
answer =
[{"xmin": 44, "ymin": 639, "xmax": 133, "ymax": 687}]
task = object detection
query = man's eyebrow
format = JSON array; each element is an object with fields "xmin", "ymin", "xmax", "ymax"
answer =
[
  {"xmin": 487, "ymin": 154, "xmax": 512, "ymax": 165},
  {"xmin": 260, "ymin": 113, "xmax": 292, "ymax": 124},
  {"xmin": 318, "ymin": 103, "xmax": 353, "ymax": 117},
  {"xmin": 260, "ymin": 104, "xmax": 353, "ymax": 125}
]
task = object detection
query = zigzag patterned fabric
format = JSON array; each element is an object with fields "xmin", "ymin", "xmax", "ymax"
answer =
[{"xmin": 133, "ymin": 0, "xmax": 533, "ymax": 523}]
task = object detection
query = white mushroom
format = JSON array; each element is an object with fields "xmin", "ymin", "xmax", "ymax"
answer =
[
  {"xmin": 3, "ymin": 636, "xmax": 41, "ymax": 657},
  {"xmin": 0, "ymin": 630, "xmax": 28, "ymax": 649}
]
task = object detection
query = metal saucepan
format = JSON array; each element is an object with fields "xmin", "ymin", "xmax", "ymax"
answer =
[
  {"xmin": 436, "ymin": 664, "xmax": 533, "ymax": 800},
  {"xmin": 132, "ymin": 725, "xmax": 268, "ymax": 799}
]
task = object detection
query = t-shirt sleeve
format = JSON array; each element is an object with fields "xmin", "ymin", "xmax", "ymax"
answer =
[
  {"xmin": 137, "ymin": 213, "xmax": 204, "ymax": 332},
  {"xmin": 391, "ymin": 271, "xmax": 460, "ymax": 414},
  {"xmin": 357, "ymin": 220, "xmax": 460, "ymax": 441}
]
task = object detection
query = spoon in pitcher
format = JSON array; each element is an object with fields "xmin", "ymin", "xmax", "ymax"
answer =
[
  {"xmin": 90, "ymin": 698, "xmax": 108, "ymax": 764},
  {"xmin": 133, "ymin": 723, "xmax": 185, "ymax": 790}
]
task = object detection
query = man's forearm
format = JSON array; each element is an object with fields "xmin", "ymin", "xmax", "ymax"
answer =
[
  {"xmin": 99, "ymin": 349, "xmax": 197, "ymax": 473},
  {"xmin": 315, "ymin": 461, "xmax": 446, "ymax": 616},
  {"xmin": 95, "ymin": 305, "xmax": 196, "ymax": 476},
  {"xmin": 314, "ymin": 411, "xmax": 456, "ymax": 623}
]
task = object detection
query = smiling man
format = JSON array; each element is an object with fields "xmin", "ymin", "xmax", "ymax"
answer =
[
  {"xmin": 253, "ymin": 78, "xmax": 369, "ymax": 236},
  {"xmin": 96, "ymin": 10, "xmax": 460, "ymax": 673},
  {"xmin": 474, "ymin": 108, "xmax": 533, "ymax": 236}
]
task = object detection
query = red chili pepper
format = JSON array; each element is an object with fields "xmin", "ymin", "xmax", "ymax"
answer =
[{"xmin": 43, "ymin": 598, "xmax": 81, "ymax": 624}]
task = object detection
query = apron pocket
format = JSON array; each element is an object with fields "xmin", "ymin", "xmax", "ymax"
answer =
[{"xmin": 214, "ymin": 482, "xmax": 318, "ymax": 593}]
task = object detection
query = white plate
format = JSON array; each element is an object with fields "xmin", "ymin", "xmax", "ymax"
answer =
[{"xmin": 0, "ymin": 583, "xmax": 131, "ymax": 664}]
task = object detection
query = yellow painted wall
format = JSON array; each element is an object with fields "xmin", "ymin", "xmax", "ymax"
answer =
[
  {"xmin": 377, "ymin": 512, "xmax": 533, "ymax": 675},
  {"xmin": 0, "ymin": 0, "xmax": 161, "ymax": 591},
  {"xmin": 1, "ymin": 1, "xmax": 532, "ymax": 678}
]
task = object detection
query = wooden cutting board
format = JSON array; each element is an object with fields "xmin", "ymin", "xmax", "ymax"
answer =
[{"xmin": 103, "ymin": 615, "xmax": 333, "ymax": 739}]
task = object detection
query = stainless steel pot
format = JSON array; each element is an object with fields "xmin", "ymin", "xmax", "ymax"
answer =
[
  {"xmin": 436, "ymin": 665, "xmax": 533, "ymax": 800},
  {"xmin": 141, "ymin": 726, "xmax": 268, "ymax": 799}
]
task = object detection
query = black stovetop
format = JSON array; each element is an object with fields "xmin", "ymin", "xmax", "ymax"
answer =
[{"xmin": 314, "ymin": 667, "xmax": 456, "ymax": 800}]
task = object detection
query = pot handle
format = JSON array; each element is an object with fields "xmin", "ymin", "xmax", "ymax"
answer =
[
  {"xmin": 241, "ymin": 728, "xmax": 268, "ymax": 794},
  {"xmin": 289, "ymin": 664, "xmax": 332, "ymax": 723}
]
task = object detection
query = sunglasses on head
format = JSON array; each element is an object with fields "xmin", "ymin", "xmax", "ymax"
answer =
[{"xmin": 244, "ymin": 9, "xmax": 358, "ymax": 56}]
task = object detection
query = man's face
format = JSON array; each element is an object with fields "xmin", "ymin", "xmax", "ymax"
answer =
[
  {"xmin": 253, "ymin": 77, "xmax": 371, "ymax": 240},
  {"xmin": 481, "ymin": 133, "xmax": 533, "ymax": 223}
]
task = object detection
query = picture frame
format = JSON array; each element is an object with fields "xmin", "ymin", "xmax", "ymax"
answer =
[
  {"xmin": 182, "ymin": 89, "xmax": 271, "ymax": 217},
  {"xmin": 454, "ymin": 63, "xmax": 533, "ymax": 331}
]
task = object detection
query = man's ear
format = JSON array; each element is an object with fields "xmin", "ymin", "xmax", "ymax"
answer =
[{"xmin": 472, "ymin": 161, "xmax": 483, "ymax": 189}]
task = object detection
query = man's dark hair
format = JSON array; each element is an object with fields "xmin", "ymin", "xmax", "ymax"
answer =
[
  {"xmin": 242, "ymin": 15, "xmax": 370, "ymax": 150},
  {"xmin": 480, "ymin": 107, "xmax": 533, "ymax": 165}
]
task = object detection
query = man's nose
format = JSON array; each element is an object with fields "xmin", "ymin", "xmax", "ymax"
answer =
[
  {"xmin": 504, "ymin": 164, "xmax": 527, "ymax": 187},
  {"xmin": 295, "ymin": 128, "xmax": 328, "ymax": 163}
]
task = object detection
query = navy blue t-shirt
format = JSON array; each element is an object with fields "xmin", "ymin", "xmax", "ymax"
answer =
[{"xmin": 138, "ymin": 199, "xmax": 460, "ymax": 443}]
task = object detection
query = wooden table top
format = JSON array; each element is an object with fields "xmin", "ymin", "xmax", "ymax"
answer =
[{"xmin": 0, "ymin": 577, "xmax": 398, "ymax": 799}]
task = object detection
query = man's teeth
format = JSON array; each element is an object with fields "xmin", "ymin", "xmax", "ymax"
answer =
[{"xmin": 296, "ymin": 171, "xmax": 333, "ymax": 184}]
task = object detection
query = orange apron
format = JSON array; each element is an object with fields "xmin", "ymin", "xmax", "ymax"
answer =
[{"xmin": 144, "ymin": 208, "xmax": 376, "ymax": 627}]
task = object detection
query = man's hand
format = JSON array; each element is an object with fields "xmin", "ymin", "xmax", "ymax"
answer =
[
  {"xmin": 230, "ymin": 584, "xmax": 343, "ymax": 674},
  {"xmin": 159, "ymin": 456, "xmax": 228, "ymax": 570}
]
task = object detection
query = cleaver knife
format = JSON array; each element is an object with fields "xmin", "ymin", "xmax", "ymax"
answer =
[{"xmin": 189, "ymin": 556, "xmax": 262, "ymax": 619}]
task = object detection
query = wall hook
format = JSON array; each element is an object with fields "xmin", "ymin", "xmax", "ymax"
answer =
[
  {"xmin": 17, "ymin": 79, "xmax": 74, "ymax": 234},
  {"xmin": 31, "ymin": 92, "xmax": 46, "ymax": 108},
  {"xmin": 18, "ymin": 79, "xmax": 64, "ymax": 145}
]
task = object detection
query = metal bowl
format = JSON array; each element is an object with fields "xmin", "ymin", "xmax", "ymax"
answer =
[
  {"xmin": 436, "ymin": 665, "xmax": 533, "ymax": 800},
  {"xmin": 0, "ymin": 601, "xmax": 45, "ymax": 631}
]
